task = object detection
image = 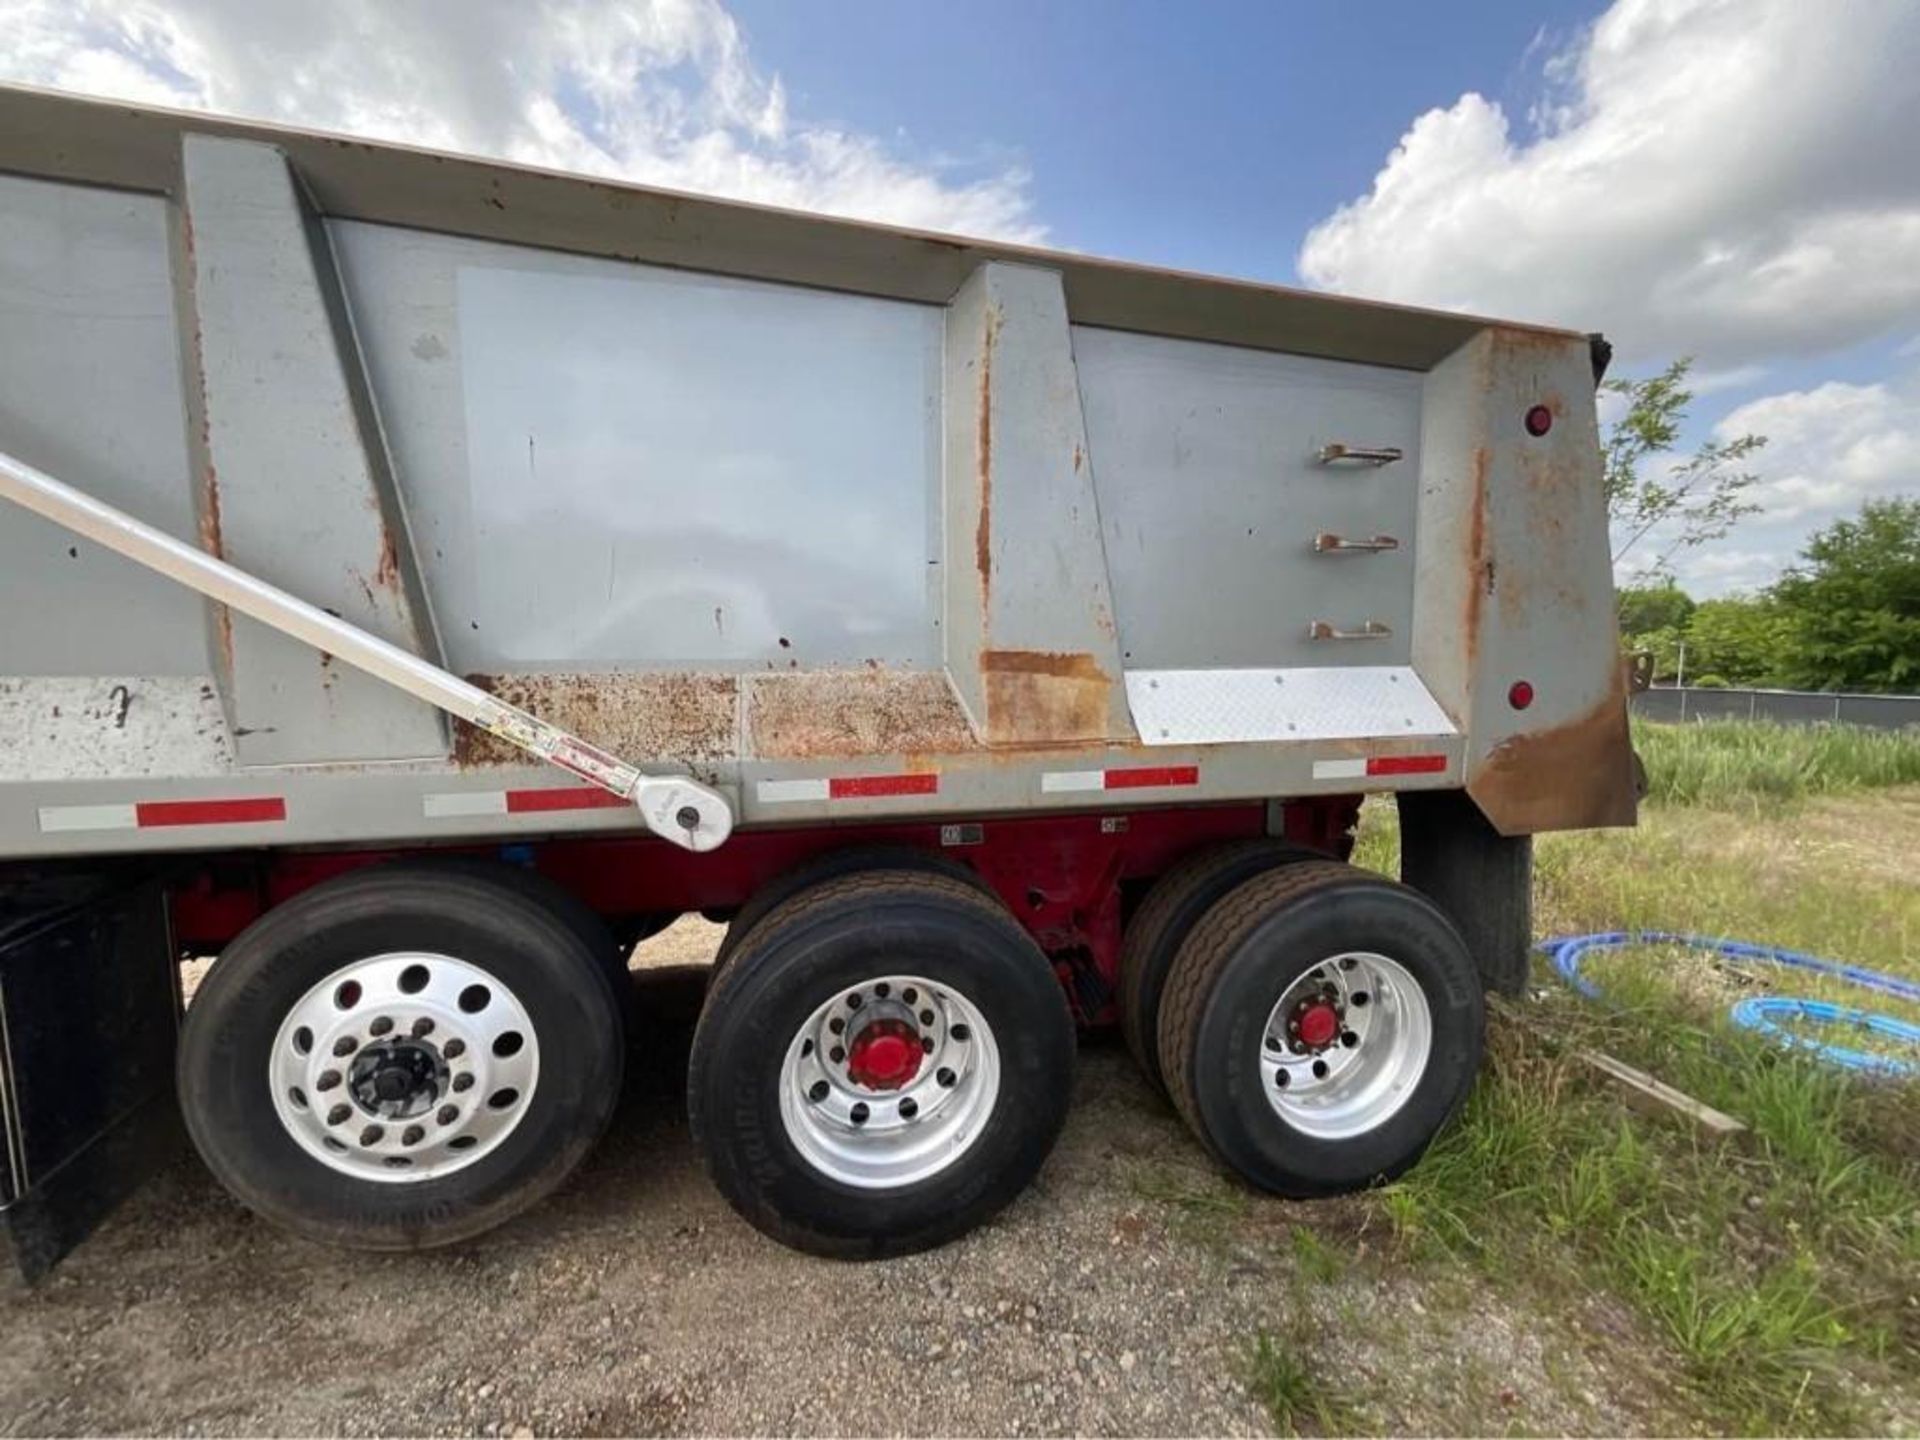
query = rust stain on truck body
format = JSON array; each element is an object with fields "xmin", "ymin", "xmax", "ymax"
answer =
[{"xmin": 978, "ymin": 649, "xmax": 1112, "ymax": 747}]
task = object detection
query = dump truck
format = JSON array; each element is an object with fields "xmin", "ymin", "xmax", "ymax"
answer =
[{"xmin": 0, "ymin": 83, "xmax": 1636, "ymax": 1274}]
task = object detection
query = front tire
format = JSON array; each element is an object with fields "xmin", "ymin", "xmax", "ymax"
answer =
[
  {"xmin": 1158, "ymin": 862, "xmax": 1483, "ymax": 1197},
  {"xmin": 178, "ymin": 865, "xmax": 624, "ymax": 1250},
  {"xmin": 688, "ymin": 870, "xmax": 1073, "ymax": 1258}
]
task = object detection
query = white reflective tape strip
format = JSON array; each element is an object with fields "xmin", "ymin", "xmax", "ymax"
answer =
[
  {"xmin": 1040, "ymin": 771, "xmax": 1105, "ymax": 793},
  {"xmin": 38, "ymin": 803, "xmax": 139, "ymax": 833},
  {"xmin": 423, "ymin": 792, "xmax": 510, "ymax": 818},
  {"xmin": 757, "ymin": 778, "xmax": 832, "ymax": 804},
  {"xmin": 1312, "ymin": 758, "xmax": 1368, "ymax": 780}
]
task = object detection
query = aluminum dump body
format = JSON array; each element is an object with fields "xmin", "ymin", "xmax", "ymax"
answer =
[{"xmin": 0, "ymin": 84, "xmax": 1636, "ymax": 859}]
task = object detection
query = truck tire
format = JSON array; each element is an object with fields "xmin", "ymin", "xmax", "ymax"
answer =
[
  {"xmin": 1158, "ymin": 862, "xmax": 1482, "ymax": 1197},
  {"xmin": 688, "ymin": 870, "xmax": 1073, "ymax": 1258},
  {"xmin": 397, "ymin": 854, "xmax": 631, "ymax": 1004},
  {"xmin": 178, "ymin": 865, "xmax": 624, "ymax": 1250},
  {"xmin": 1118, "ymin": 839, "xmax": 1316, "ymax": 1097},
  {"xmin": 713, "ymin": 843, "xmax": 994, "ymax": 967}
]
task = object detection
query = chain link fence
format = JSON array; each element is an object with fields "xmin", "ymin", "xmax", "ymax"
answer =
[{"xmin": 1632, "ymin": 686, "xmax": 1920, "ymax": 730}]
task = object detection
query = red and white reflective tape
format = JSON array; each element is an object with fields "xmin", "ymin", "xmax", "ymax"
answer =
[
  {"xmin": 1312, "ymin": 754, "xmax": 1449, "ymax": 781},
  {"xmin": 756, "ymin": 773, "xmax": 940, "ymax": 804},
  {"xmin": 38, "ymin": 796, "xmax": 287, "ymax": 834},
  {"xmin": 1041, "ymin": 764, "xmax": 1200, "ymax": 794},
  {"xmin": 423, "ymin": 785, "xmax": 632, "ymax": 818}
]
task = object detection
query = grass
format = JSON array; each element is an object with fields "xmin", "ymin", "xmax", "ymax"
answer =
[
  {"xmin": 1243, "ymin": 1326, "xmax": 1365, "ymax": 1436},
  {"xmin": 1633, "ymin": 717, "xmax": 1920, "ymax": 809},
  {"xmin": 1376, "ymin": 1019, "xmax": 1902, "ymax": 1432},
  {"xmin": 1127, "ymin": 1162, "xmax": 1249, "ymax": 1249},
  {"xmin": 1161, "ymin": 722, "xmax": 1920, "ymax": 1434}
]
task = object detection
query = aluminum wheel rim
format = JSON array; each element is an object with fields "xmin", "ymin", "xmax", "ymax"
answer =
[
  {"xmin": 777, "ymin": 974, "xmax": 1000, "ymax": 1189},
  {"xmin": 1258, "ymin": 951, "xmax": 1432, "ymax": 1140},
  {"xmin": 269, "ymin": 952, "xmax": 539, "ymax": 1182}
]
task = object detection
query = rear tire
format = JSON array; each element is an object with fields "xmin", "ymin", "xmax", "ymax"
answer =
[
  {"xmin": 714, "ymin": 844, "xmax": 993, "ymax": 969},
  {"xmin": 178, "ymin": 864, "xmax": 624, "ymax": 1250},
  {"xmin": 689, "ymin": 870, "xmax": 1073, "ymax": 1258},
  {"xmin": 1158, "ymin": 862, "xmax": 1482, "ymax": 1197},
  {"xmin": 1119, "ymin": 840, "xmax": 1316, "ymax": 1096}
]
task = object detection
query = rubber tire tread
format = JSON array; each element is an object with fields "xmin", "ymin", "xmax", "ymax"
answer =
[
  {"xmin": 393, "ymin": 855, "xmax": 629, "ymax": 1003},
  {"xmin": 713, "ymin": 843, "xmax": 995, "ymax": 970},
  {"xmin": 1157, "ymin": 861, "xmax": 1481, "ymax": 1195},
  {"xmin": 689, "ymin": 868, "xmax": 1073, "ymax": 1258},
  {"xmin": 1118, "ymin": 840, "xmax": 1317, "ymax": 1096},
  {"xmin": 179, "ymin": 865, "xmax": 624, "ymax": 1250}
]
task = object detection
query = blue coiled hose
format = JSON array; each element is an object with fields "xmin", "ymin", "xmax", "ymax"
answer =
[{"xmin": 1539, "ymin": 931, "xmax": 1920, "ymax": 1078}]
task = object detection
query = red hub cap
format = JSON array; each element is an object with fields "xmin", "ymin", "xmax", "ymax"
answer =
[
  {"xmin": 1295, "ymin": 1002, "xmax": 1341, "ymax": 1050},
  {"xmin": 844, "ymin": 1018, "xmax": 923, "ymax": 1091}
]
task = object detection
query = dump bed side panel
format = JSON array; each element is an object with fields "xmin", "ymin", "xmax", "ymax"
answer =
[
  {"xmin": 330, "ymin": 221, "xmax": 944, "ymax": 673},
  {"xmin": 0, "ymin": 175, "xmax": 205, "ymax": 675},
  {"xmin": 0, "ymin": 88, "xmax": 1633, "ymax": 860}
]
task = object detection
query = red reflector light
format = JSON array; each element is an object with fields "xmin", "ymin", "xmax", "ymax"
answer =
[
  {"xmin": 1524, "ymin": 405, "xmax": 1554, "ymax": 436},
  {"xmin": 1508, "ymin": 680, "xmax": 1535, "ymax": 710}
]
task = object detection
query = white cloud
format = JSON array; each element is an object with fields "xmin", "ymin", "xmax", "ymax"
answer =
[
  {"xmin": 1718, "ymin": 380, "xmax": 1920, "ymax": 520},
  {"xmin": 0, "ymin": 0, "xmax": 1043, "ymax": 241},
  {"xmin": 1662, "ymin": 377, "xmax": 1920, "ymax": 596},
  {"xmin": 1298, "ymin": 0, "xmax": 1920, "ymax": 369}
]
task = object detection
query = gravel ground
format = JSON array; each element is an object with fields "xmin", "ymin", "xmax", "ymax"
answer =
[{"xmin": 2, "ymin": 921, "xmax": 1670, "ymax": 1437}]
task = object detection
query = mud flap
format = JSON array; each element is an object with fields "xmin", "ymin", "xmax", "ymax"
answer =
[
  {"xmin": 1396, "ymin": 789, "xmax": 1532, "ymax": 995},
  {"xmin": 0, "ymin": 866, "xmax": 182, "ymax": 1283}
]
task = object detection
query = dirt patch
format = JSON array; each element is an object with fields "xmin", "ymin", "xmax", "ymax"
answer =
[
  {"xmin": 455, "ymin": 673, "xmax": 739, "ymax": 767},
  {"xmin": 747, "ymin": 670, "xmax": 977, "ymax": 760}
]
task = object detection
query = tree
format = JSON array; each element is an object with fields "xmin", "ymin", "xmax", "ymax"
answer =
[
  {"xmin": 1684, "ymin": 596, "xmax": 1795, "ymax": 688},
  {"xmin": 1616, "ymin": 581, "xmax": 1696, "ymax": 637},
  {"xmin": 1603, "ymin": 359, "xmax": 1766, "ymax": 571},
  {"xmin": 1770, "ymin": 498, "xmax": 1920, "ymax": 693}
]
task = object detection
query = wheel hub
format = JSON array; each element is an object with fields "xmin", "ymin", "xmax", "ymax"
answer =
[
  {"xmin": 845, "ymin": 1018, "xmax": 923, "ymax": 1090},
  {"xmin": 1293, "ymin": 1000, "xmax": 1341, "ymax": 1050},
  {"xmin": 778, "ymin": 974, "xmax": 1001, "ymax": 1190},
  {"xmin": 349, "ymin": 1039, "xmax": 446, "ymax": 1119},
  {"xmin": 270, "ymin": 951, "xmax": 540, "ymax": 1183},
  {"xmin": 1258, "ymin": 952, "xmax": 1434, "ymax": 1140}
]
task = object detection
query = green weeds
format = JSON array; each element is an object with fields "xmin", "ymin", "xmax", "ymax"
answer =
[{"xmin": 1634, "ymin": 718, "xmax": 1920, "ymax": 810}]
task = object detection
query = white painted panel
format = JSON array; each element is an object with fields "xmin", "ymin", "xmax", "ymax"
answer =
[{"xmin": 0, "ymin": 676, "xmax": 232, "ymax": 782}]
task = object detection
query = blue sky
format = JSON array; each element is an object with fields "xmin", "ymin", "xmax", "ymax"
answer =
[
  {"xmin": 727, "ymin": 1, "xmax": 1592, "ymax": 283},
  {"xmin": 7, "ymin": 0, "xmax": 1918, "ymax": 598}
]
